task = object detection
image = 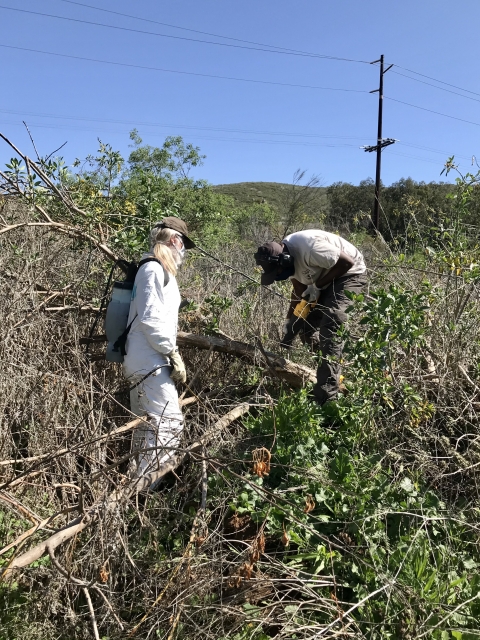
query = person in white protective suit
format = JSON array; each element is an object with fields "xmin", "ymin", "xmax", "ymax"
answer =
[{"xmin": 123, "ymin": 218, "xmax": 195, "ymax": 478}]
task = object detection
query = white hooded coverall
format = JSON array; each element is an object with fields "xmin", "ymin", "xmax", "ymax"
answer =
[{"xmin": 123, "ymin": 254, "xmax": 183, "ymax": 476}]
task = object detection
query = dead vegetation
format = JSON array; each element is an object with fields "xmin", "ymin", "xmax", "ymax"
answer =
[
  {"xmin": 0, "ymin": 194, "xmax": 320, "ymax": 639},
  {"xmin": 2, "ymin": 133, "xmax": 480, "ymax": 639}
]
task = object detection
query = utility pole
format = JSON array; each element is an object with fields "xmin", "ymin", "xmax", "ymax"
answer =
[{"xmin": 362, "ymin": 55, "xmax": 396, "ymax": 233}]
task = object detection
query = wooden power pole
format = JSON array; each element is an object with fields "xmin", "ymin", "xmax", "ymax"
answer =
[{"xmin": 362, "ymin": 55, "xmax": 396, "ymax": 233}]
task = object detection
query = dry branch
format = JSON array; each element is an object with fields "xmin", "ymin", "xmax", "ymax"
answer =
[
  {"xmin": 0, "ymin": 417, "xmax": 146, "ymax": 468},
  {"xmin": 1, "ymin": 402, "xmax": 251, "ymax": 579},
  {"xmin": 176, "ymin": 331, "xmax": 316, "ymax": 388},
  {"xmin": 79, "ymin": 331, "xmax": 316, "ymax": 387},
  {"xmin": 0, "ymin": 221, "xmax": 123, "ymax": 270}
]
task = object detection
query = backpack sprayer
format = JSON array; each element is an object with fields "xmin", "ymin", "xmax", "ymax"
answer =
[{"xmin": 103, "ymin": 258, "xmax": 169, "ymax": 363}]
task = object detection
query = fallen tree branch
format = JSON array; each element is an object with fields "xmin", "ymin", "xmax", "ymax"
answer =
[
  {"xmin": 176, "ymin": 331, "xmax": 316, "ymax": 388},
  {"xmin": 1, "ymin": 403, "xmax": 252, "ymax": 579},
  {"xmin": 44, "ymin": 304, "xmax": 101, "ymax": 313},
  {"xmin": 81, "ymin": 332, "xmax": 316, "ymax": 388},
  {"xmin": 0, "ymin": 516, "xmax": 56, "ymax": 557},
  {"xmin": 0, "ymin": 491, "xmax": 43, "ymax": 524}
]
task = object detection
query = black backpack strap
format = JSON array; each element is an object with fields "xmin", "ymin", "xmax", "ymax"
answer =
[
  {"xmin": 113, "ymin": 314, "xmax": 137, "ymax": 356},
  {"xmin": 137, "ymin": 258, "xmax": 170, "ymax": 287}
]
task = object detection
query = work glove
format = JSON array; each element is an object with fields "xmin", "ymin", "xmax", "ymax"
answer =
[
  {"xmin": 280, "ymin": 319, "xmax": 296, "ymax": 349},
  {"xmin": 168, "ymin": 347, "xmax": 187, "ymax": 384},
  {"xmin": 302, "ymin": 284, "xmax": 322, "ymax": 303}
]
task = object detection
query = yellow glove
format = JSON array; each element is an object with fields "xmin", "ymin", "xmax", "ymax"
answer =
[{"xmin": 168, "ymin": 347, "xmax": 187, "ymax": 384}]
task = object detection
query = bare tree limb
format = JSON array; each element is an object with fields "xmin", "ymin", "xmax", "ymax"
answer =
[
  {"xmin": 0, "ymin": 222, "xmax": 124, "ymax": 270},
  {"xmin": 1, "ymin": 403, "xmax": 252, "ymax": 579},
  {"xmin": 0, "ymin": 221, "xmax": 124, "ymax": 270},
  {"xmin": 0, "ymin": 417, "xmax": 146, "ymax": 467},
  {"xmin": 82, "ymin": 587, "xmax": 101, "ymax": 640},
  {"xmin": 0, "ymin": 131, "xmax": 87, "ymax": 219},
  {"xmin": 177, "ymin": 331, "xmax": 316, "ymax": 388}
]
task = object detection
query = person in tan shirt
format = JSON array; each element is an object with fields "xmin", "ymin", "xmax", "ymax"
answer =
[{"xmin": 254, "ymin": 230, "xmax": 367, "ymax": 405}]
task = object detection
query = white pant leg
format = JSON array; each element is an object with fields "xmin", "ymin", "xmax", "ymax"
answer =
[{"xmin": 128, "ymin": 366, "xmax": 184, "ymax": 477}]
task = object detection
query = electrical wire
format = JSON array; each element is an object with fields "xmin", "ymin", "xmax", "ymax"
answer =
[
  {"xmin": 0, "ymin": 44, "xmax": 369, "ymax": 95},
  {"xmin": 0, "ymin": 106, "xmax": 370, "ymax": 141},
  {"xmin": 398, "ymin": 142, "xmax": 472, "ymax": 162},
  {"xmin": 0, "ymin": 107, "xmax": 470, "ymax": 161},
  {"xmin": 1, "ymin": 117, "xmax": 468, "ymax": 165},
  {"xmin": 3, "ymin": 41, "xmax": 478, "ymax": 143},
  {"xmin": 388, "ymin": 151, "xmax": 448, "ymax": 166},
  {"xmin": 53, "ymin": 0, "xmax": 480, "ymax": 106},
  {"xmin": 0, "ymin": 36, "xmax": 474, "ymax": 164},
  {"xmin": 394, "ymin": 64, "xmax": 480, "ymax": 98},
  {"xmin": 0, "ymin": 119, "xmax": 363, "ymax": 149},
  {"xmin": 386, "ymin": 96, "xmax": 480, "ymax": 128},
  {"xmin": 391, "ymin": 69, "xmax": 480, "ymax": 104},
  {"xmin": 0, "ymin": 5, "xmax": 370, "ymax": 63},
  {"xmin": 54, "ymin": 0, "xmax": 355, "ymax": 59}
]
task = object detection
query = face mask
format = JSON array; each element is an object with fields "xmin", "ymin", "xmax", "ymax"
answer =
[
  {"xmin": 172, "ymin": 235, "xmax": 186, "ymax": 265},
  {"xmin": 172, "ymin": 244, "xmax": 185, "ymax": 266}
]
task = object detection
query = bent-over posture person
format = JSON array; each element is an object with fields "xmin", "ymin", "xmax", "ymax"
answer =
[
  {"xmin": 254, "ymin": 230, "xmax": 367, "ymax": 405},
  {"xmin": 123, "ymin": 218, "xmax": 195, "ymax": 478}
]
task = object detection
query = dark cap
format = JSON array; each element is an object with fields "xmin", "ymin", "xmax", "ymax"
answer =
[
  {"xmin": 154, "ymin": 217, "xmax": 195, "ymax": 249},
  {"xmin": 254, "ymin": 241, "xmax": 284, "ymax": 285}
]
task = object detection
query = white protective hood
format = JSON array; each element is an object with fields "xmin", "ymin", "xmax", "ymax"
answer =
[{"xmin": 123, "ymin": 253, "xmax": 181, "ymax": 377}]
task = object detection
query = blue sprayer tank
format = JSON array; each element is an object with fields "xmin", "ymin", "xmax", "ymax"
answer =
[{"xmin": 105, "ymin": 280, "xmax": 133, "ymax": 363}]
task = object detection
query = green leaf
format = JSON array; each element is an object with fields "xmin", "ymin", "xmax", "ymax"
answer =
[
  {"xmin": 463, "ymin": 558, "xmax": 477, "ymax": 570},
  {"xmin": 399, "ymin": 477, "xmax": 415, "ymax": 493}
]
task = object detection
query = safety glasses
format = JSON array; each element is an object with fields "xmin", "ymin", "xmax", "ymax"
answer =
[{"xmin": 174, "ymin": 234, "xmax": 185, "ymax": 248}]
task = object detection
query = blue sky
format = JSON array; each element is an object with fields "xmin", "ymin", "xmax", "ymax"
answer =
[{"xmin": 1, "ymin": 0, "xmax": 479, "ymax": 187}]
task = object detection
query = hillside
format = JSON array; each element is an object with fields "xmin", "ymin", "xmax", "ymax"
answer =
[
  {"xmin": 213, "ymin": 180, "xmax": 478, "ymax": 242},
  {"xmin": 214, "ymin": 180, "xmax": 328, "ymax": 211}
]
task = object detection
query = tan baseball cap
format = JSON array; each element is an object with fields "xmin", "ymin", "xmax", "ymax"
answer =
[{"xmin": 153, "ymin": 217, "xmax": 196, "ymax": 249}]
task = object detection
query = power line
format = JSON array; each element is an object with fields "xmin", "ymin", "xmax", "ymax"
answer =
[
  {"xmin": 0, "ymin": 107, "xmax": 370, "ymax": 140},
  {"xmin": 388, "ymin": 151, "xmax": 452, "ymax": 166},
  {"xmin": 0, "ymin": 44, "xmax": 369, "ymax": 95},
  {"xmin": 1, "ymin": 118, "xmax": 466, "ymax": 166},
  {"xmin": 54, "ymin": 0, "xmax": 348, "ymax": 59},
  {"xmin": 386, "ymin": 96, "xmax": 480, "ymax": 128},
  {"xmin": 391, "ymin": 69, "xmax": 480, "ymax": 104},
  {"xmin": 33, "ymin": 1, "xmax": 480, "ymax": 108},
  {"xmin": 0, "ymin": 5, "xmax": 369, "ymax": 63},
  {"xmin": 398, "ymin": 142, "xmax": 471, "ymax": 161},
  {"xmin": 3, "ymin": 105, "xmax": 467, "ymax": 155},
  {"xmin": 394, "ymin": 64, "xmax": 480, "ymax": 98},
  {"xmin": 0, "ymin": 119, "xmax": 363, "ymax": 148},
  {"xmin": 0, "ymin": 105, "xmax": 469, "ymax": 161},
  {"xmin": 2, "ymin": 115, "xmax": 460, "ymax": 169},
  {"xmin": 4, "ymin": 45, "xmax": 475, "ymax": 144}
]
